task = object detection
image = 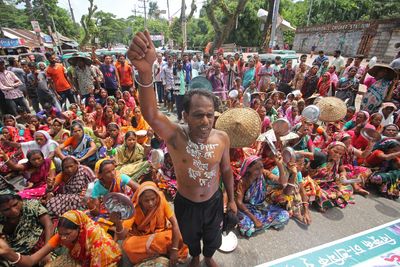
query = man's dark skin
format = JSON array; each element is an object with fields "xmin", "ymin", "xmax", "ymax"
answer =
[{"xmin": 127, "ymin": 30, "xmax": 237, "ymax": 267}]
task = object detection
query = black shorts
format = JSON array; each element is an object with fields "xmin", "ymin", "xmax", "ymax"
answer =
[{"xmin": 174, "ymin": 189, "xmax": 223, "ymax": 258}]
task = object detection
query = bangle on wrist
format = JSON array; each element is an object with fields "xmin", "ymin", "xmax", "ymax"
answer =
[
  {"xmin": 9, "ymin": 252, "xmax": 21, "ymax": 265},
  {"xmin": 134, "ymin": 75, "xmax": 155, "ymax": 88},
  {"xmin": 171, "ymin": 247, "xmax": 179, "ymax": 251}
]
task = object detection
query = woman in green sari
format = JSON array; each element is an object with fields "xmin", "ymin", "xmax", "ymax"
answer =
[{"xmin": 114, "ymin": 131, "xmax": 150, "ymax": 182}]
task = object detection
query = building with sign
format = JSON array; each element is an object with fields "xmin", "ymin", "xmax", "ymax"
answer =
[{"xmin": 292, "ymin": 19, "xmax": 400, "ymax": 63}]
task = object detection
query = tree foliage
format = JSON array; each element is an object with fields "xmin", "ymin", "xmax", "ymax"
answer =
[
  {"xmin": 0, "ymin": 1, "xmax": 30, "ymax": 29},
  {"xmin": 80, "ymin": 0, "xmax": 97, "ymax": 48}
]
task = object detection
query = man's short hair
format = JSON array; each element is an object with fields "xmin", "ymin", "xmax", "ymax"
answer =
[
  {"xmin": 335, "ymin": 50, "xmax": 341, "ymax": 55},
  {"xmin": 275, "ymin": 56, "xmax": 281, "ymax": 60},
  {"xmin": 301, "ymin": 54, "xmax": 307, "ymax": 58},
  {"xmin": 319, "ymin": 50, "xmax": 324, "ymax": 54},
  {"xmin": 183, "ymin": 89, "xmax": 216, "ymax": 114}
]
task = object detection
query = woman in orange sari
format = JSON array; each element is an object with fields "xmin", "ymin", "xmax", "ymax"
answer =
[
  {"xmin": 112, "ymin": 181, "xmax": 188, "ymax": 265},
  {"xmin": 0, "ymin": 210, "xmax": 121, "ymax": 267},
  {"xmin": 121, "ymin": 107, "xmax": 150, "ymax": 144}
]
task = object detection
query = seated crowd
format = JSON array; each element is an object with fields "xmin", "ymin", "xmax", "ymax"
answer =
[{"xmin": 0, "ymin": 47, "xmax": 398, "ymax": 267}]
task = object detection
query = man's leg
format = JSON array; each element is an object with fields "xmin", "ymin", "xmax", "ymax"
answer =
[
  {"xmin": 156, "ymin": 82, "xmax": 164, "ymax": 103},
  {"xmin": 202, "ymin": 190, "xmax": 223, "ymax": 266},
  {"xmin": 14, "ymin": 97, "xmax": 30, "ymax": 113},
  {"xmin": 66, "ymin": 89, "xmax": 76, "ymax": 105},
  {"xmin": 7, "ymin": 99, "xmax": 18, "ymax": 116},
  {"xmin": 31, "ymin": 97, "xmax": 40, "ymax": 113},
  {"xmin": 174, "ymin": 192, "xmax": 202, "ymax": 265},
  {"xmin": 58, "ymin": 91, "xmax": 68, "ymax": 109},
  {"xmin": 176, "ymin": 95, "xmax": 184, "ymax": 121}
]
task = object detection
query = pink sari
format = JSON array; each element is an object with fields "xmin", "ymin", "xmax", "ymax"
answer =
[{"xmin": 18, "ymin": 158, "xmax": 52, "ymax": 199}]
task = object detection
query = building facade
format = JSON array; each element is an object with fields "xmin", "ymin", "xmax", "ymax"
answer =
[{"xmin": 293, "ymin": 19, "xmax": 400, "ymax": 63}]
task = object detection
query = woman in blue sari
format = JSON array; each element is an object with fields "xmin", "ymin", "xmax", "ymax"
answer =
[
  {"xmin": 55, "ymin": 122, "xmax": 98, "ymax": 168},
  {"xmin": 243, "ymin": 59, "xmax": 256, "ymax": 88},
  {"xmin": 235, "ymin": 156, "xmax": 289, "ymax": 237}
]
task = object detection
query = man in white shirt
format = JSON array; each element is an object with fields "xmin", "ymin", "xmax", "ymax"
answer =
[
  {"xmin": 331, "ymin": 50, "xmax": 345, "ymax": 75},
  {"xmin": 153, "ymin": 53, "xmax": 164, "ymax": 104}
]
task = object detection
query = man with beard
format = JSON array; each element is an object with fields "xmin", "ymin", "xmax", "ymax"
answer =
[
  {"xmin": 45, "ymin": 53, "xmax": 76, "ymax": 108},
  {"xmin": 127, "ymin": 30, "xmax": 237, "ymax": 267}
]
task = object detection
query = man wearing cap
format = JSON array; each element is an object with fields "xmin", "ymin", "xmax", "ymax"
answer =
[
  {"xmin": 127, "ymin": 31, "xmax": 237, "ymax": 267},
  {"xmin": 0, "ymin": 59, "xmax": 30, "ymax": 115}
]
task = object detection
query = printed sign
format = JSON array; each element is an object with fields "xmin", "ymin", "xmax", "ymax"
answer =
[
  {"xmin": 31, "ymin": 20, "xmax": 41, "ymax": 33},
  {"xmin": 0, "ymin": 38, "xmax": 20, "ymax": 48},
  {"xmin": 259, "ymin": 219, "xmax": 400, "ymax": 267}
]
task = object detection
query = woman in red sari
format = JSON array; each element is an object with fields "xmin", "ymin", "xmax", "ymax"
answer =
[{"xmin": 0, "ymin": 126, "xmax": 24, "ymax": 176}]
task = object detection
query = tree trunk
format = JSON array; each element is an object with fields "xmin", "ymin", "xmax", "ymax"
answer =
[
  {"xmin": 206, "ymin": 0, "xmax": 249, "ymax": 53},
  {"xmin": 24, "ymin": 0, "xmax": 35, "ymax": 22},
  {"xmin": 262, "ymin": 0, "xmax": 274, "ymax": 51},
  {"xmin": 80, "ymin": 0, "xmax": 97, "ymax": 48}
]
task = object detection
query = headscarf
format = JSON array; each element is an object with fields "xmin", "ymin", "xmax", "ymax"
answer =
[
  {"xmin": 240, "ymin": 156, "xmax": 261, "ymax": 177},
  {"xmin": 129, "ymin": 181, "xmax": 171, "ymax": 236},
  {"xmin": 328, "ymin": 141, "xmax": 347, "ymax": 151},
  {"xmin": 374, "ymin": 139, "xmax": 400, "ymax": 152},
  {"xmin": 59, "ymin": 210, "xmax": 121, "ymax": 265},
  {"xmin": 285, "ymin": 106, "xmax": 301, "ymax": 127},
  {"xmin": 21, "ymin": 130, "xmax": 58, "ymax": 158},
  {"xmin": 2, "ymin": 126, "xmax": 20, "ymax": 142},
  {"xmin": 52, "ymin": 118, "xmax": 70, "ymax": 143},
  {"xmin": 317, "ymin": 72, "xmax": 332, "ymax": 96},
  {"xmin": 369, "ymin": 113, "xmax": 383, "ymax": 132}
]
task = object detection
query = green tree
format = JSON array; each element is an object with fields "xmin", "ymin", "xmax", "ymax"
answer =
[
  {"xmin": 204, "ymin": 0, "xmax": 250, "ymax": 52},
  {"xmin": 0, "ymin": 1, "xmax": 30, "ymax": 28},
  {"xmin": 80, "ymin": 0, "xmax": 97, "ymax": 48},
  {"xmin": 148, "ymin": 1, "xmax": 159, "ymax": 19}
]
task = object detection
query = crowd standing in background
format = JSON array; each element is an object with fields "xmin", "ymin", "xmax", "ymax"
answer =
[{"xmin": 0, "ymin": 29, "xmax": 398, "ymax": 267}]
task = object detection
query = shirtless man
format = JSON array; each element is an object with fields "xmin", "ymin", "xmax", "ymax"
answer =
[{"xmin": 127, "ymin": 31, "xmax": 237, "ymax": 267}]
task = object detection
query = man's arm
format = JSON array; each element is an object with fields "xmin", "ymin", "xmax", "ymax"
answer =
[
  {"xmin": 127, "ymin": 31, "xmax": 179, "ymax": 142},
  {"xmin": 220, "ymin": 132, "xmax": 237, "ymax": 214}
]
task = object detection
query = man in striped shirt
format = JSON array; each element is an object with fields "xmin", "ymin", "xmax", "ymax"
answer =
[{"xmin": 0, "ymin": 59, "xmax": 30, "ymax": 115}]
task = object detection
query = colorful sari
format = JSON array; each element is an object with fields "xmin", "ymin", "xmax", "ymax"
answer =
[
  {"xmin": 47, "ymin": 160, "xmax": 95, "ymax": 216},
  {"xmin": 48, "ymin": 210, "xmax": 121, "ymax": 267},
  {"xmin": 0, "ymin": 191, "xmax": 48, "ymax": 255},
  {"xmin": 360, "ymin": 79, "xmax": 392, "ymax": 114},
  {"xmin": 18, "ymin": 158, "xmax": 54, "ymax": 199},
  {"xmin": 51, "ymin": 118, "xmax": 70, "ymax": 144},
  {"xmin": 243, "ymin": 67, "xmax": 256, "ymax": 88},
  {"xmin": 122, "ymin": 182, "xmax": 188, "ymax": 264},
  {"xmin": 0, "ymin": 126, "xmax": 24, "ymax": 174},
  {"xmin": 308, "ymin": 145, "xmax": 354, "ymax": 210},
  {"xmin": 115, "ymin": 143, "xmax": 150, "ymax": 182},
  {"xmin": 237, "ymin": 176, "xmax": 289, "ymax": 237},
  {"xmin": 62, "ymin": 134, "xmax": 97, "ymax": 166},
  {"xmin": 266, "ymin": 168, "xmax": 305, "ymax": 219},
  {"xmin": 368, "ymin": 139, "xmax": 400, "ymax": 199},
  {"xmin": 236, "ymin": 157, "xmax": 289, "ymax": 237}
]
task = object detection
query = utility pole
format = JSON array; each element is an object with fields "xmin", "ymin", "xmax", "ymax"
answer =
[
  {"xmin": 269, "ymin": 0, "xmax": 280, "ymax": 51},
  {"xmin": 67, "ymin": 0, "xmax": 76, "ymax": 24},
  {"xmin": 181, "ymin": 0, "xmax": 186, "ymax": 52},
  {"xmin": 138, "ymin": 0, "xmax": 147, "ymax": 28},
  {"xmin": 167, "ymin": 0, "xmax": 171, "ymax": 23}
]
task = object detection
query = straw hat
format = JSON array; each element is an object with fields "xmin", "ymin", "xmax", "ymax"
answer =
[
  {"xmin": 316, "ymin": 97, "xmax": 347, "ymax": 122},
  {"xmin": 215, "ymin": 108, "xmax": 261, "ymax": 148},
  {"xmin": 367, "ymin": 64, "xmax": 398, "ymax": 80},
  {"xmin": 67, "ymin": 53, "xmax": 92, "ymax": 66}
]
